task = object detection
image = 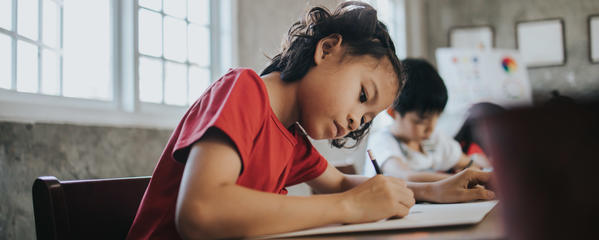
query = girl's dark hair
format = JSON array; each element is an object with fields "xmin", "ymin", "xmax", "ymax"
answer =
[
  {"xmin": 260, "ymin": 1, "xmax": 405, "ymax": 149},
  {"xmin": 394, "ymin": 58, "xmax": 447, "ymax": 116}
]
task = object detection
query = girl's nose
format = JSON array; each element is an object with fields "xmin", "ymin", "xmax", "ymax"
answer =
[{"xmin": 348, "ymin": 116, "xmax": 359, "ymax": 131}]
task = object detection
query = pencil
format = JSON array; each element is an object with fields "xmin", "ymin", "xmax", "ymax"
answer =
[{"xmin": 367, "ymin": 149, "xmax": 383, "ymax": 175}]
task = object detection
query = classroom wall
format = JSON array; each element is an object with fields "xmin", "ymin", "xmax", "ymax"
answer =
[
  {"xmin": 0, "ymin": 122, "xmax": 171, "ymax": 239},
  {"xmin": 237, "ymin": 0, "xmax": 340, "ymax": 73},
  {"xmin": 424, "ymin": 0, "xmax": 599, "ymax": 103}
]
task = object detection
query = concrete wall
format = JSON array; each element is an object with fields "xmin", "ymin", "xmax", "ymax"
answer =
[
  {"xmin": 237, "ymin": 0, "xmax": 340, "ymax": 73},
  {"xmin": 424, "ymin": 0, "xmax": 599, "ymax": 102},
  {"xmin": 0, "ymin": 122, "xmax": 171, "ymax": 239}
]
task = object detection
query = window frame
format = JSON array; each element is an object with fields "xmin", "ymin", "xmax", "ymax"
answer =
[{"xmin": 0, "ymin": 0, "xmax": 236, "ymax": 129}]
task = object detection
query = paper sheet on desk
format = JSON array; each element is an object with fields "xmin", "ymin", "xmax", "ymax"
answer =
[{"xmin": 257, "ymin": 200, "xmax": 498, "ymax": 239}]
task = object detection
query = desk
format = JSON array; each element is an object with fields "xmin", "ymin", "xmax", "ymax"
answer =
[{"xmin": 288, "ymin": 206, "xmax": 504, "ymax": 240}]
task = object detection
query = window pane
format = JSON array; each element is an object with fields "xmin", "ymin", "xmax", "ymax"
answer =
[
  {"xmin": 164, "ymin": 0, "xmax": 186, "ymax": 19},
  {"xmin": 0, "ymin": 34, "xmax": 11, "ymax": 89},
  {"xmin": 139, "ymin": 0, "xmax": 162, "ymax": 11},
  {"xmin": 138, "ymin": 9, "xmax": 162, "ymax": 57},
  {"xmin": 139, "ymin": 57, "xmax": 163, "ymax": 103},
  {"xmin": 164, "ymin": 61, "xmax": 187, "ymax": 105},
  {"xmin": 188, "ymin": 66, "xmax": 210, "ymax": 104},
  {"xmin": 0, "ymin": 0, "xmax": 11, "ymax": 30},
  {"xmin": 18, "ymin": 0, "xmax": 39, "ymax": 40},
  {"xmin": 41, "ymin": 49, "xmax": 59, "ymax": 95},
  {"xmin": 42, "ymin": 0, "xmax": 60, "ymax": 48},
  {"xmin": 187, "ymin": 24, "xmax": 209, "ymax": 66},
  {"xmin": 188, "ymin": 0, "xmax": 209, "ymax": 25},
  {"xmin": 16, "ymin": 40, "xmax": 38, "ymax": 93},
  {"xmin": 163, "ymin": 16, "xmax": 186, "ymax": 62},
  {"xmin": 63, "ymin": 0, "xmax": 111, "ymax": 100}
]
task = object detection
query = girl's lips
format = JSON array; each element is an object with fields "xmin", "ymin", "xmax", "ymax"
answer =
[{"xmin": 334, "ymin": 121, "xmax": 347, "ymax": 138}]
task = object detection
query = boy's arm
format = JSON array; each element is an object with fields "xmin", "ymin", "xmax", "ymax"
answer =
[
  {"xmin": 381, "ymin": 156, "xmax": 451, "ymax": 182},
  {"xmin": 175, "ymin": 128, "xmax": 414, "ymax": 239}
]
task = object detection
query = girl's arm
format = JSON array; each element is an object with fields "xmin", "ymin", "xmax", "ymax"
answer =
[
  {"xmin": 175, "ymin": 128, "xmax": 415, "ymax": 239},
  {"xmin": 308, "ymin": 159, "xmax": 495, "ymax": 203}
]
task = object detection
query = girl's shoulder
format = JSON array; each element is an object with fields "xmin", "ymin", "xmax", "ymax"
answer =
[{"xmin": 218, "ymin": 68, "xmax": 268, "ymax": 98}]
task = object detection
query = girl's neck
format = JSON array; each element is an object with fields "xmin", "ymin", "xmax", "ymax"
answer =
[{"xmin": 261, "ymin": 72, "xmax": 300, "ymax": 128}]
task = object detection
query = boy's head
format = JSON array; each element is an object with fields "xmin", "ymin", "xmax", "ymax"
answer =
[
  {"xmin": 261, "ymin": 1, "xmax": 405, "ymax": 148},
  {"xmin": 389, "ymin": 58, "xmax": 448, "ymax": 141}
]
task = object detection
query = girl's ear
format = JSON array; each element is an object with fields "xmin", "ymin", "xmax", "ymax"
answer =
[{"xmin": 314, "ymin": 34, "xmax": 343, "ymax": 65}]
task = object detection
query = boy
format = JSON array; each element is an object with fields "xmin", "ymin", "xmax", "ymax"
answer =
[{"xmin": 365, "ymin": 59, "xmax": 489, "ymax": 182}]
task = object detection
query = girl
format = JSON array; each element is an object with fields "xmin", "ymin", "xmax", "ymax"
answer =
[{"xmin": 127, "ymin": 2, "xmax": 495, "ymax": 239}]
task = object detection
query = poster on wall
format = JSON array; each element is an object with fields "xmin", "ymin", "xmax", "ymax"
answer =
[
  {"xmin": 434, "ymin": 48, "xmax": 533, "ymax": 135},
  {"xmin": 449, "ymin": 26, "xmax": 494, "ymax": 50},
  {"xmin": 516, "ymin": 19, "xmax": 566, "ymax": 68},
  {"xmin": 590, "ymin": 15, "xmax": 599, "ymax": 63}
]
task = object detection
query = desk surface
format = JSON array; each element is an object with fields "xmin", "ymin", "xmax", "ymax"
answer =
[{"xmin": 289, "ymin": 205, "xmax": 505, "ymax": 240}]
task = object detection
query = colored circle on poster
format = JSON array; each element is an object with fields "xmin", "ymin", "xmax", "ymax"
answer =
[
  {"xmin": 502, "ymin": 57, "xmax": 517, "ymax": 73},
  {"xmin": 503, "ymin": 79, "xmax": 524, "ymax": 99}
]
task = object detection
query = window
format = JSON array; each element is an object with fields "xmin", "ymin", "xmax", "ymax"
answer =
[
  {"xmin": 350, "ymin": 0, "xmax": 407, "ymax": 59},
  {"xmin": 0, "ymin": 0, "xmax": 112, "ymax": 100},
  {"xmin": 137, "ymin": 0, "xmax": 212, "ymax": 106},
  {"xmin": 0, "ymin": 0, "xmax": 235, "ymax": 128}
]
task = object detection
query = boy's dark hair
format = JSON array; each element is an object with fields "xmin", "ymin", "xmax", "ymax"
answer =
[
  {"xmin": 394, "ymin": 58, "xmax": 447, "ymax": 116},
  {"xmin": 260, "ymin": 1, "xmax": 405, "ymax": 149}
]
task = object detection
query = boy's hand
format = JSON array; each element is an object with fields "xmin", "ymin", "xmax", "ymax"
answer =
[
  {"xmin": 470, "ymin": 154, "xmax": 492, "ymax": 169},
  {"xmin": 340, "ymin": 175, "xmax": 415, "ymax": 224},
  {"xmin": 430, "ymin": 169, "xmax": 495, "ymax": 203}
]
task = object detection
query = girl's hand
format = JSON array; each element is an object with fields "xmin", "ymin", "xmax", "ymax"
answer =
[
  {"xmin": 429, "ymin": 169, "xmax": 495, "ymax": 203},
  {"xmin": 340, "ymin": 175, "xmax": 415, "ymax": 224}
]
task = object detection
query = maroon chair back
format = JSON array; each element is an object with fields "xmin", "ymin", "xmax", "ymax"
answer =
[
  {"xmin": 32, "ymin": 176, "xmax": 151, "ymax": 240},
  {"xmin": 477, "ymin": 101, "xmax": 599, "ymax": 240}
]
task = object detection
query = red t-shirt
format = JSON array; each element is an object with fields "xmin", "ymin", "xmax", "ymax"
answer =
[{"xmin": 126, "ymin": 68, "xmax": 328, "ymax": 239}]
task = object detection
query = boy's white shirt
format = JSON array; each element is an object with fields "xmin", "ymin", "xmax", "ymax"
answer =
[{"xmin": 364, "ymin": 126, "xmax": 462, "ymax": 177}]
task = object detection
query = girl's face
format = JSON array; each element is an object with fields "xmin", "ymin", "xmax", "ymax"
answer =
[
  {"xmin": 296, "ymin": 36, "xmax": 399, "ymax": 140},
  {"xmin": 391, "ymin": 110, "xmax": 440, "ymax": 142}
]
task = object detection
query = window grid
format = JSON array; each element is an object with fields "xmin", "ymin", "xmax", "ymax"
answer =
[
  {"xmin": 137, "ymin": 1, "xmax": 212, "ymax": 106},
  {"xmin": 0, "ymin": 0, "xmax": 231, "ymax": 129},
  {"xmin": 0, "ymin": 0, "xmax": 64, "ymax": 96}
]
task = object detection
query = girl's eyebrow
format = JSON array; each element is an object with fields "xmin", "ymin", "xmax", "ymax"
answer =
[{"xmin": 369, "ymin": 79, "xmax": 379, "ymax": 102}]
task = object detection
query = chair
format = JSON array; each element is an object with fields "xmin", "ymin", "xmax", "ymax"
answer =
[{"xmin": 32, "ymin": 176, "xmax": 151, "ymax": 240}]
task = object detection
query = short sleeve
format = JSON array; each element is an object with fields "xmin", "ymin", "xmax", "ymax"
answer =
[
  {"xmin": 364, "ymin": 128, "xmax": 404, "ymax": 176},
  {"xmin": 429, "ymin": 132, "xmax": 463, "ymax": 171},
  {"xmin": 171, "ymin": 69, "xmax": 269, "ymax": 169},
  {"xmin": 285, "ymin": 134, "xmax": 328, "ymax": 186}
]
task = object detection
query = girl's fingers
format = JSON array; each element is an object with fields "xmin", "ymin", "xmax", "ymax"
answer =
[
  {"xmin": 394, "ymin": 203, "xmax": 411, "ymax": 217},
  {"xmin": 389, "ymin": 177, "xmax": 408, "ymax": 187},
  {"xmin": 392, "ymin": 184, "xmax": 415, "ymax": 208},
  {"xmin": 465, "ymin": 169, "xmax": 492, "ymax": 184},
  {"xmin": 467, "ymin": 188, "xmax": 495, "ymax": 200}
]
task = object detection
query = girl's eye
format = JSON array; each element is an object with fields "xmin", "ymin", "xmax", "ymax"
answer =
[
  {"xmin": 360, "ymin": 116, "xmax": 366, "ymax": 126},
  {"xmin": 359, "ymin": 87, "xmax": 367, "ymax": 103}
]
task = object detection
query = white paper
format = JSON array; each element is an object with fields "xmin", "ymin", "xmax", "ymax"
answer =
[
  {"xmin": 591, "ymin": 16, "xmax": 599, "ymax": 62},
  {"xmin": 517, "ymin": 19, "xmax": 564, "ymax": 67},
  {"xmin": 434, "ymin": 48, "xmax": 533, "ymax": 136},
  {"xmin": 450, "ymin": 27, "xmax": 493, "ymax": 50},
  {"xmin": 257, "ymin": 200, "xmax": 498, "ymax": 239}
]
